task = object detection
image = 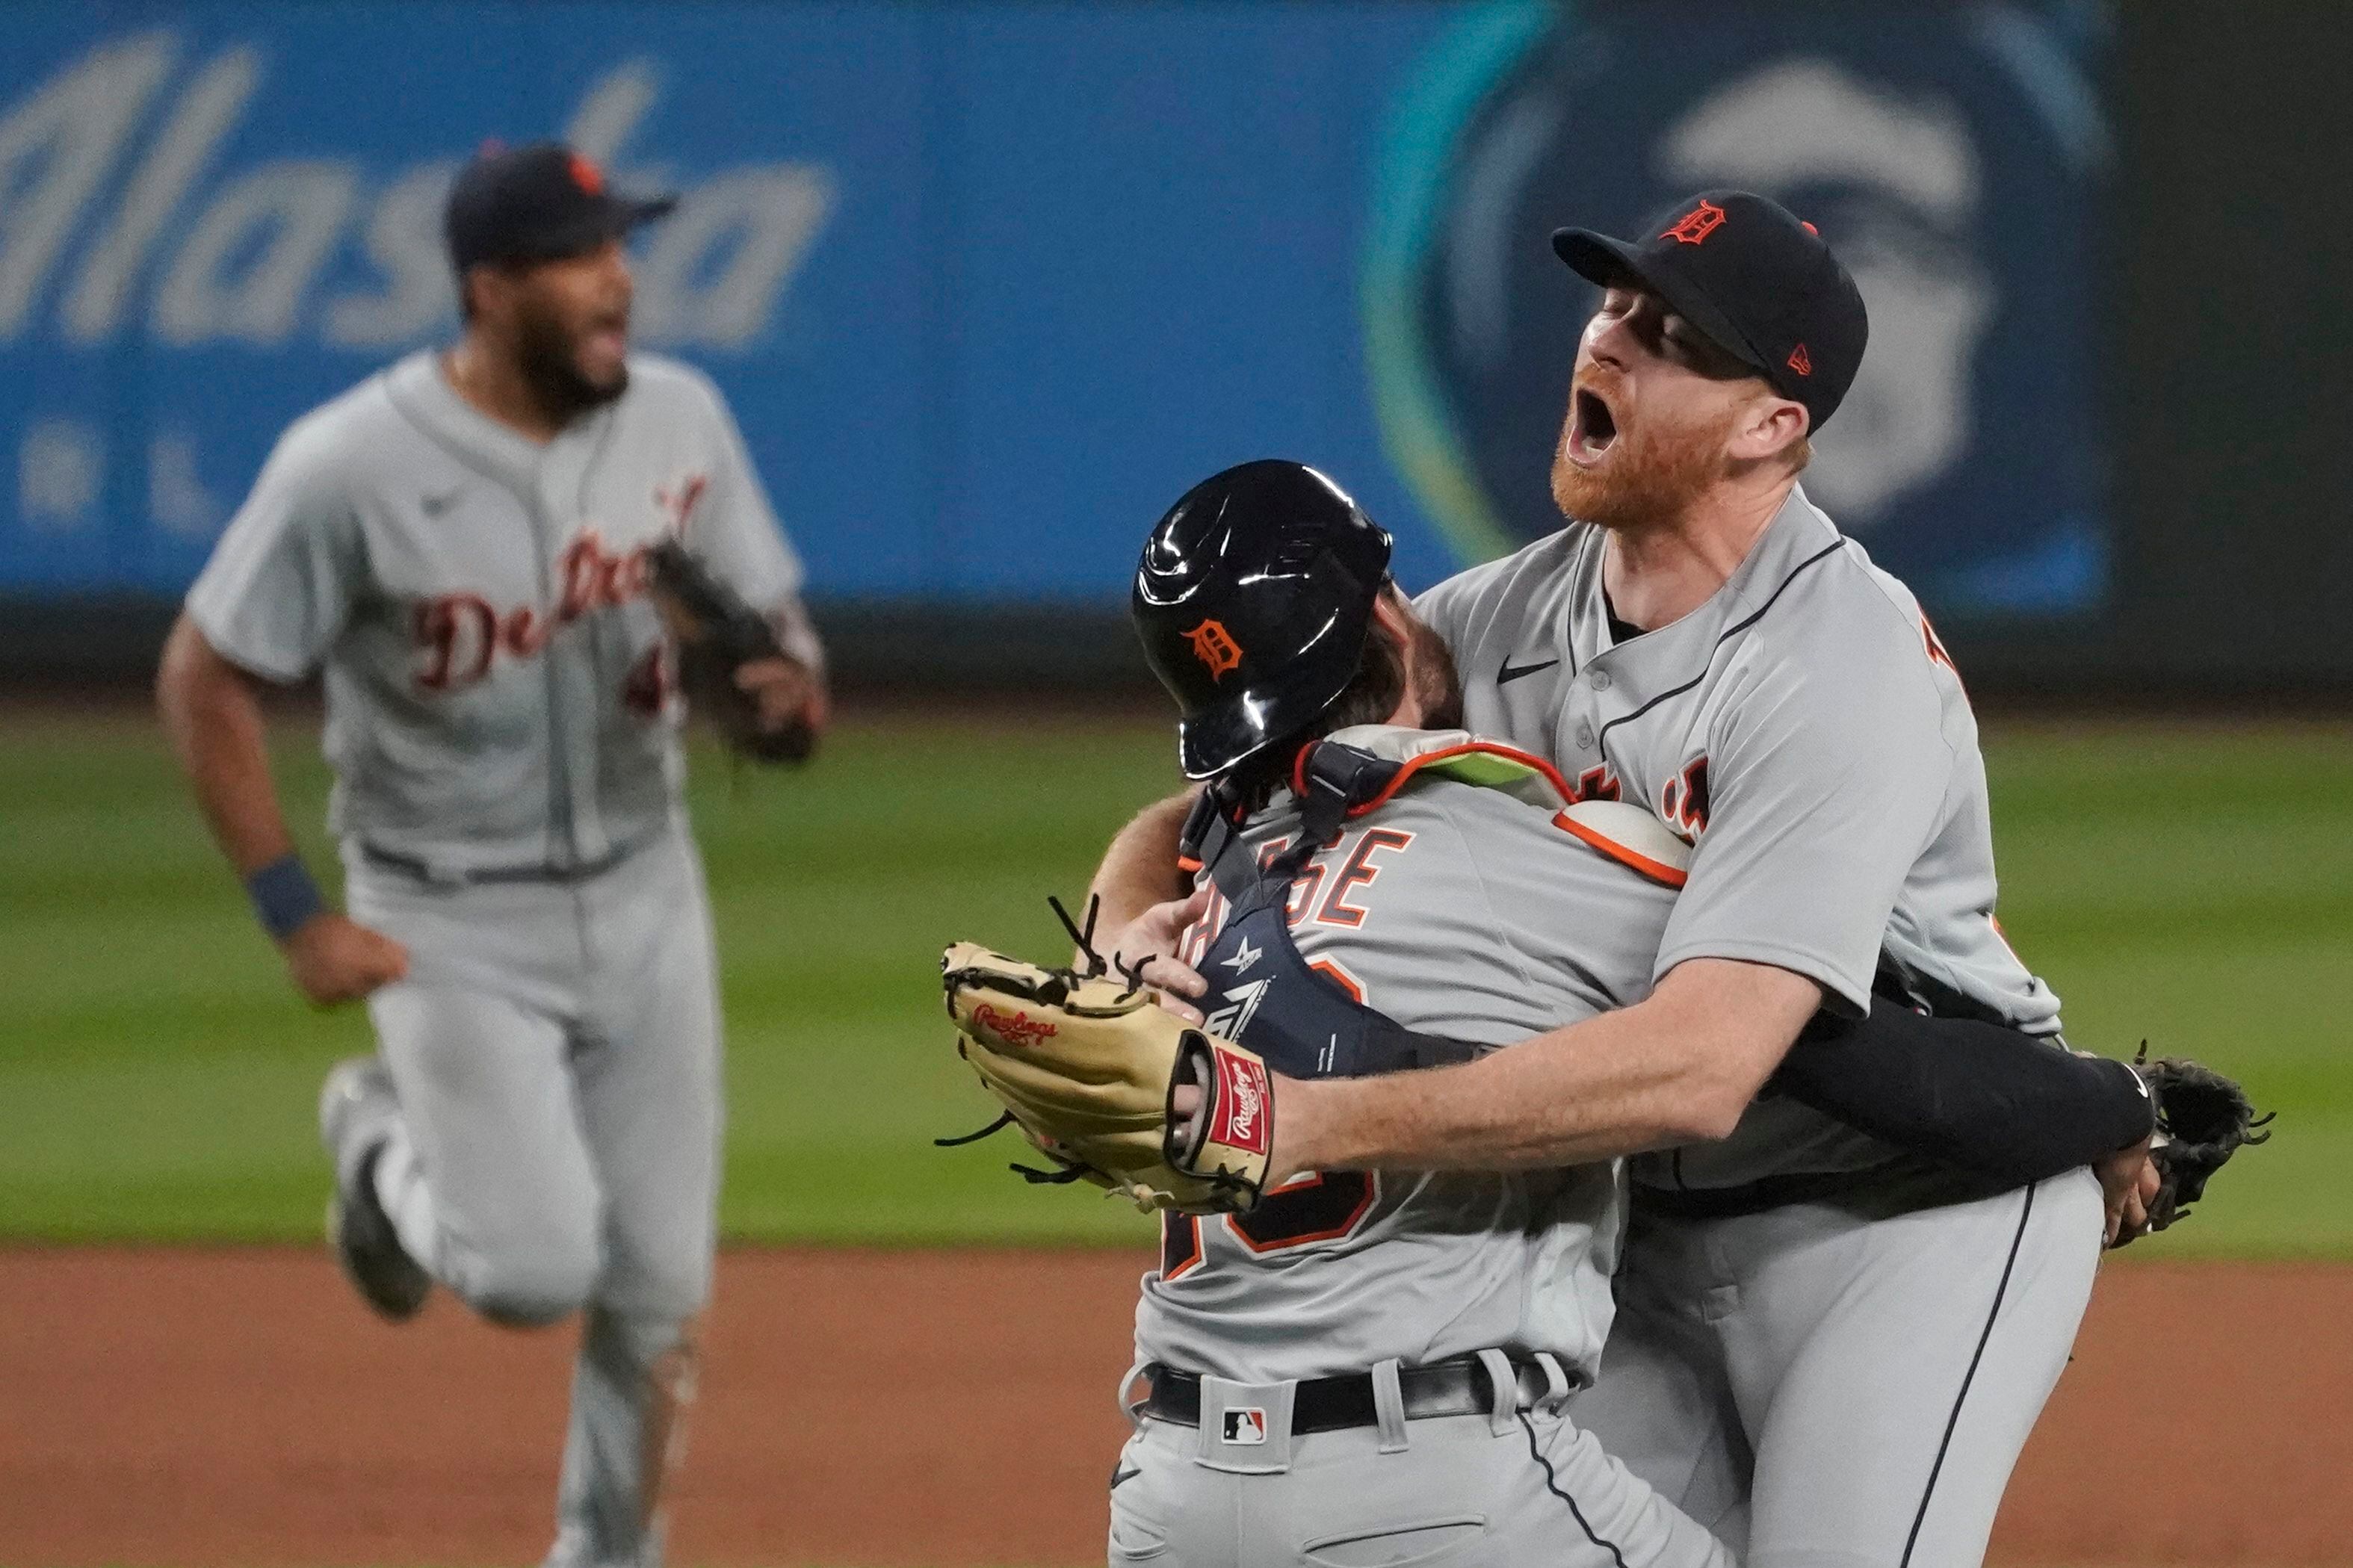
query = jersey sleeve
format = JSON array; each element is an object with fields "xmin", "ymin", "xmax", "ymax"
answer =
[
  {"xmin": 682, "ymin": 371, "xmax": 806, "ymax": 609},
  {"xmin": 184, "ymin": 415, "xmax": 365, "ymax": 681},
  {"xmin": 1654, "ymin": 626, "xmax": 1952, "ymax": 1015}
]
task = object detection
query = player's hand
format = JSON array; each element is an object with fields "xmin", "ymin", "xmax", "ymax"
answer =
[
  {"xmin": 1169, "ymin": 1060, "xmax": 1317, "ymax": 1191},
  {"xmin": 1107, "ymin": 887, "xmax": 1210, "ymax": 1024},
  {"xmin": 733, "ymin": 655, "xmax": 828, "ymax": 735},
  {"xmin": 282, "ymin": 913, "xmax": 409, "ymax": 1008},
  {"xmin": 2095, "ymin": 1135, "xmax": 2160, "ymax": 1248}
]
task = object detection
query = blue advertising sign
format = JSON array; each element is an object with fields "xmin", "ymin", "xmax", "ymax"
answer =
[{"xmin": 0, "ymin": 1, "xmax": 2107, "ymax": 618}]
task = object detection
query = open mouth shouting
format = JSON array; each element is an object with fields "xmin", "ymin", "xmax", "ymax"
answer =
[{"xmin": 1565, "ymin": 384, "xmax": 1619, "ymax": 467}]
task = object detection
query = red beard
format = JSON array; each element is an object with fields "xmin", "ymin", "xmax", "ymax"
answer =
[{"xmin": 1550, "ymin": 380, "xmax": 1736, "ymax": 532}]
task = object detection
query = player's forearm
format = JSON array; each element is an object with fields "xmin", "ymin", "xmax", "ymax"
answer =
[
  {"xmin": 155, "ymin": 615, "xmax": 302, "ymax": 877},
  {"xmin": 1774, "ymin": 1006, "xmax": 2154, "ymax": 1184},
  {"xmin": 1276, "ymin": 959, "xmax": 1816, "ymax": 1176},
  {"xmin": 1086, "ymin": 790, "xmax": 1198, "ymax": 935}
]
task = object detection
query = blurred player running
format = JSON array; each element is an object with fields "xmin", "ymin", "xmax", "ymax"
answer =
[{"xmin": 155, "ymin": 141, "xmax": 824, "ymax": 1568}]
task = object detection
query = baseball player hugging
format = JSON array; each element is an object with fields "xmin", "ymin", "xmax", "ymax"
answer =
[
  {"xmin": 950, "ymin": 459, "xmax": 2258, "ymax": 1567},
  {"xmin": 957, "ymin": 462, "xmax": 1737, "ymax": 1567},
  {"xmin": 1074, "ymin": 195, "xmax": 2264, "ymax": 1568},
  {"xmin": 155, "ymin": 142, "xmax": 825, "ymax": 1568}
]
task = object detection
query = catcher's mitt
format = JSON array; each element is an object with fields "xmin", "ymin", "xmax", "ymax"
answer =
[
  {"xmin": 937, "ymin": 902, "xmax": 1273, "ymax": 1215},
  {"xmin": 2129, "ymin": 1044, "xmax": 2274, "ymax": 1239},
  {"xmin": 644, "ymin": 539, "xmax": 816, "ymax": 763}
]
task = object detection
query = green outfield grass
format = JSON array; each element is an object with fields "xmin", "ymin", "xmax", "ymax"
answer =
[{"xmin": 0, "ymin": 710, "xmax": 2346, "ymax": 1256}]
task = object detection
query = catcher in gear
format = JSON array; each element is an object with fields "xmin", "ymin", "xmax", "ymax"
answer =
[{"xmin": 947, "ymin": 458, "xmax": 1746, "ymax": 1568}]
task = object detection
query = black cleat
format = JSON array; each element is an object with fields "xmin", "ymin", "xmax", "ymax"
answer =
[{"xmin": 319, "ymin": 1058, "xmax": 430, "ymax": 1321}]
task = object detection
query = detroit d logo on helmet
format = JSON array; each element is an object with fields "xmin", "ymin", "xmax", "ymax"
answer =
[{"xmin": 1184, "ymin": 618, "xmax": 1244, "ymax": 681}]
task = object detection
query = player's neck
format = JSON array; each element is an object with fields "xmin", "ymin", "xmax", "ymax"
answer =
[
  {"xmin": 442, "ymin": 335, "xmax": 565, "ymax": 444},
  {"xmin": 1598, "ymin": 476, "xmax": 1793, "ymax": 633}
]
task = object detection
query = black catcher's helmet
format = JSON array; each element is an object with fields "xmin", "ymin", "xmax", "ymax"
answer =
[{"xmin": 1133, "ymin": 459, "xmax": 1394, "ymax": 780}]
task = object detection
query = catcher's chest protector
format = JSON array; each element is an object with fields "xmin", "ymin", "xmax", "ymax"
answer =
[{"xmin": 1180, "ymin": 743, "xmax": 1482, "ymax": 1080}]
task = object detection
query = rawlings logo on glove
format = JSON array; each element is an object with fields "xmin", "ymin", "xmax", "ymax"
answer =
[
  {"xmin": 971, "ymin": 1004, "xmax": 1058, "ymax": 1047},
  {"xmin": 1208, "ymin": 1045, "xmax": 1270, "ymax": 1156}
]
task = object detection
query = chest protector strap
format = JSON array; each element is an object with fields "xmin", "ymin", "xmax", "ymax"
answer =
[{"xmin": 1175, "ymin": 743, "xmax": 1481, "ymax": 1081}]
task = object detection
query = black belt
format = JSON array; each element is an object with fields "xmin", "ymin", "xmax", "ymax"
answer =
[
  {"xmin": 359, "ymin": 836, "xmax": 646, "ymax": 887},
  {"xmin": 1139, "ymin": 1354, "xmax": 1567, "ymax": 1437}
]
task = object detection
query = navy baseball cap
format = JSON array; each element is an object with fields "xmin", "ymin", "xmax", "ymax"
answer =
[
  {"xmin": 1553, "ymin": 190, "xmax": 1869, "ymax": 433},
  {"xmin": 444, "ymin": 141, "xmax": 675, "ymax": 272}
]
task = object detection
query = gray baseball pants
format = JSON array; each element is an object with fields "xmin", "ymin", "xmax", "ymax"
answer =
[
  {"xmin": 1108, "ymin": 1357, "xmax": 1735, "ymax": 1567},
  {"xmin": 338, "ymin": 825, "xmax": 722, "ymax": 1568},
  {"xmin": 1573, "ymin": 1168, "xmax": 2103, "ymax": 1568}
]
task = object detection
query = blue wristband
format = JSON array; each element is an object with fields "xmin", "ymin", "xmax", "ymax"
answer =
[{"xmin": 246, "ymin": 853, "xmax": 327, "ymax": 942}]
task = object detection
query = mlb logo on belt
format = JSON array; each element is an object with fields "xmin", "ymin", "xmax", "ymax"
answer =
[{"xmin": 1221, "ymin": 1407, "xmax": 1268, "ymax": 1445}]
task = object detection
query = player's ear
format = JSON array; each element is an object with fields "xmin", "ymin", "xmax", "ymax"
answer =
[
  {"xmin": 458, "ymin": 263, "xmax": 492, "ymax": 323},
  {"xmin": 460, "ymin": 261, "xmax": 522, "ymax": 328},
  {"xmin": 1365, "ymin": 584, "xmax": 1413, "ymax": 647},
  {"xmin": 1728, "ymin": 392, "xmax": 1809, "ymax": 468}
]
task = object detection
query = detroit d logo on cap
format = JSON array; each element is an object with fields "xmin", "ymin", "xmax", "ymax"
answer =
[{"xmin": 1662, "ymin": 197, "xmax": 1727, "ymax": 244}]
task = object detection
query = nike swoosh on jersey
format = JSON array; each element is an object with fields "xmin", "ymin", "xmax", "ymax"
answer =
[{"xmin": 1497, "ymin": 657, "xmax": 1560, "ymax": 684}]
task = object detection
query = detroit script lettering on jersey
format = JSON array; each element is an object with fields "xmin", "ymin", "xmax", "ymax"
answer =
[{"xmin": 412, "ymin": 519, "xmax": 687, "ymax": 692}]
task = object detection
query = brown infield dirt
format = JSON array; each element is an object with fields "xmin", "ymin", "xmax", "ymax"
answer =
[{"xmin": 0, "ymin": 1248, "xmax": 2346, "ymax": 1567}]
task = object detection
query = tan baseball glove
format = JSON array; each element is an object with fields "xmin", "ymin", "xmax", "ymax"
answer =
[{"xmin": 939, "ymin": 924, "xmax": 1273, "ymax": 1215}]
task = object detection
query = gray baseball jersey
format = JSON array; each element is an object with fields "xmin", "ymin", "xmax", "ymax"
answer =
[
  {"xmin": 1134, "ymin": 729, "xmax": 1689, "ymax": 1386},
  {"xmin": 1415, "ymin": 486, "xmax": 2059, "ymax": 1193},
  {"xmin": 186, "ymin": 349, "xmax": 804, "ymax": 876},
  {"xmin": 201, "ymin": 348, "xmax": 806, "ymax": 1568}
]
